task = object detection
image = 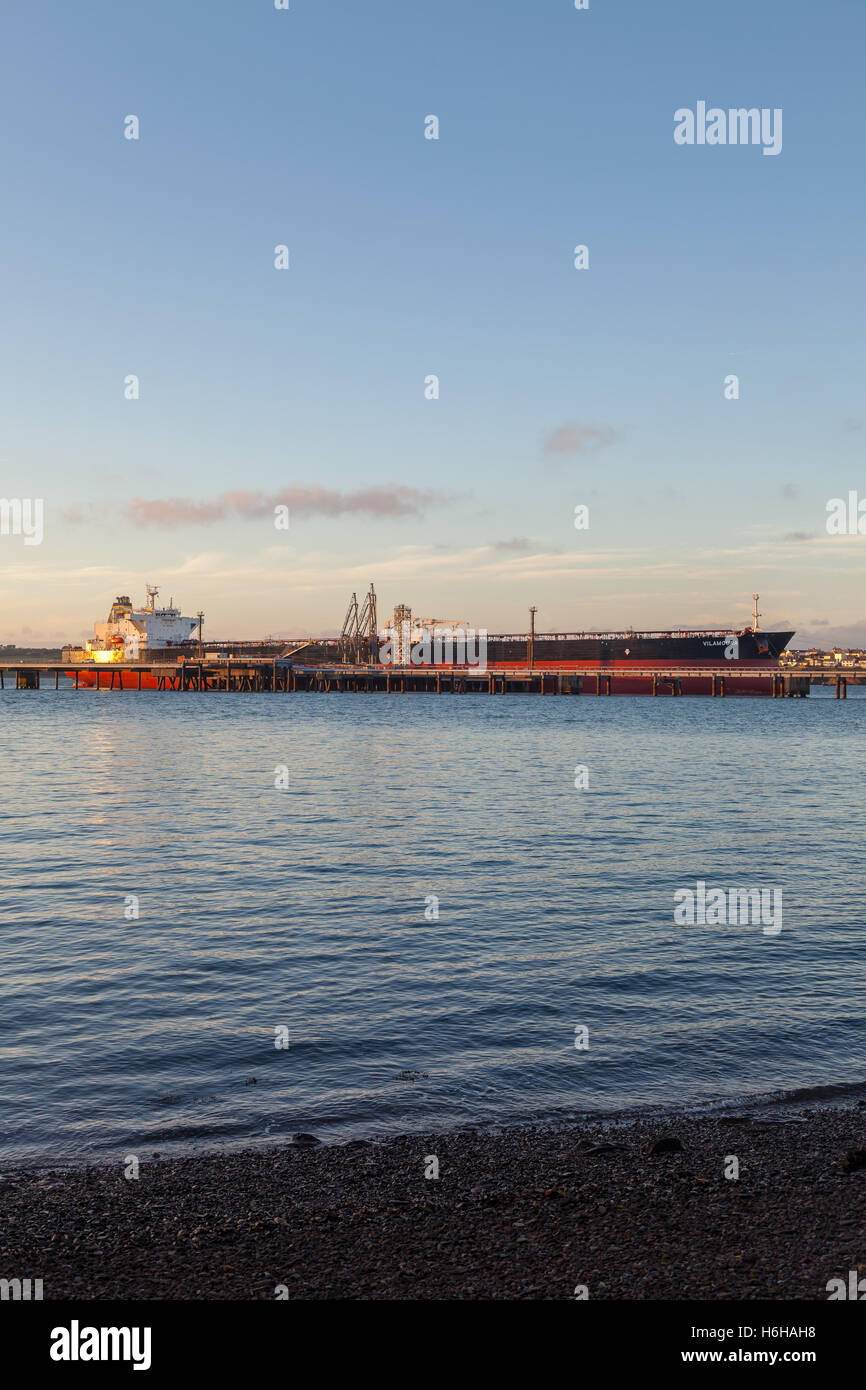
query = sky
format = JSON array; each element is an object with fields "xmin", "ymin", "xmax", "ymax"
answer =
[{"xmin": 1, "ymin": 0, "xmax": 864, "ymax": 647}]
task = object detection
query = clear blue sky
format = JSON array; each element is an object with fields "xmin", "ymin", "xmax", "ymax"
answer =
[{"xmin": 1, "ymin": 0, "xmax": 864, "ymax": 644}]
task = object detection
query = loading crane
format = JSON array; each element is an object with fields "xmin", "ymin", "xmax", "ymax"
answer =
[{"xmin": 338, "ymin": 583, "xmax": 378, "ymax": 664}]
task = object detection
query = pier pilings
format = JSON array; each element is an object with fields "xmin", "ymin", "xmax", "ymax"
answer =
[{"xmin": 0, "ymin": 662, "xmax": 820, "ymax": 698}]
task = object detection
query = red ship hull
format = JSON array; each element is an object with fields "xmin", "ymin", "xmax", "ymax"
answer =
[
  {"xmin": 483, "ymin": 657, "xmax": 782, "ymax": 695},
  {"xmin": 65, "ymin": 656, "xmax": 785, "ymax": 696},
  {"xmin": 65, "ymin": 669, "xmax": 169, "ymax": 690}
]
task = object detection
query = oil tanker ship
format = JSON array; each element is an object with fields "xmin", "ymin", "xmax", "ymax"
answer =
[
  {"xmin": 63, "ymin": 586, "xmax": 795, "ymax": 695},
  {"xmin": 308, "ymin": 589, "xmax": 795, "ymax": 695}
]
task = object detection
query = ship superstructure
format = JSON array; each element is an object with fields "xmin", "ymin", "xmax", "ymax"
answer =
[{"xmin": 69, "ymin": 586, "xmax": 198, "ymax": 664}]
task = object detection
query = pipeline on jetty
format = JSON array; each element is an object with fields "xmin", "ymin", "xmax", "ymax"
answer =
[{"xmin": 0, "ymin": 661, "xmax": 820, "ymax": 696}]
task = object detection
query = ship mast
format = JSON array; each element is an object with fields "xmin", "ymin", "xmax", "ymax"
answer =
[{"xmin": 752, "ymin": 593, "xmax": 761, "ymax": 631}]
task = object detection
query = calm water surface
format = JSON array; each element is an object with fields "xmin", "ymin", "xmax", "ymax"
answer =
[{"xmin": 1, "ymin": 687, "xmax": 865, "ymax": 1165}]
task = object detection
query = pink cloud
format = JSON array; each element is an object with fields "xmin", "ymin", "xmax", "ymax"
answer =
[
  {"xmin": 542, "ymin": 423, "xmax": 617, "ymax": 456},
  {"xmin": 114, "ymin": 485, "xmax": 457, "ymax": 527}
]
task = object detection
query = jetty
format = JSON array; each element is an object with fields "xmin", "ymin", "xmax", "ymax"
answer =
[{"xmin": 0, "ymin": 660, "xmax": 821, "ymax": 696}]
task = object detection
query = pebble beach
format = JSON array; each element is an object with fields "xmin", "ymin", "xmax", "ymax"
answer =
[{"xmin": 3, "ymin": 1106, "xmax": 865, "ymax": 1300}]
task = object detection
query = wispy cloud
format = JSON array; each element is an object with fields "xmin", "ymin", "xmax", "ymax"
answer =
[
  {"xmin": 123, "ymin": 485, "xmax": 457, "ymax": 527},
  {"xmin": 794, "ymin": 619, "xmax": 866, "ymax": 647},
  {"xmin": 542, "ymin": 423, "xmax": 617, "ymax": 457},
  {"xmin": 63, "ymin": 485, "xmax": 460, "ymax": 529},
  {"xmin": 170, "ymin": 551, "xmax": 229, "ymax": 573},
  {"xmin": 490, "ymin": 537, "xmax": 533, "ymax": 552}
]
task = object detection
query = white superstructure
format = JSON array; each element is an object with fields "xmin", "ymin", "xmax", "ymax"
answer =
[{"xmin": 85, "ymin": 586, "xmax": 198, "ymax": 662}]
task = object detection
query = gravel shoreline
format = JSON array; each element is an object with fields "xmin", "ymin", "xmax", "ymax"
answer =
[{"xmin": 2, "ymin": 1107, "xmax": 865, "ymax": 1300}]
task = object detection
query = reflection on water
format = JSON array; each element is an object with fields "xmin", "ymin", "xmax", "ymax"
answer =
[{"xmin": 0, "ymin": 686, "xmax": 865, "ymax": 1164}]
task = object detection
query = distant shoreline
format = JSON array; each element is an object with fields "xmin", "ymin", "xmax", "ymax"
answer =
[{"xmin": 2, "ymin": 1106, "xmax": 864, "ymax": 1299}]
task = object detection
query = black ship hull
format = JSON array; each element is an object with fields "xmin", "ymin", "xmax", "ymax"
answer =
[
  {"xmin": 189, "ymin": 629, "xmax": 796, "ymax": 671},
  {"xmin": 486, "ymin": 630, "xmax": 795, "ymax": 665}
]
